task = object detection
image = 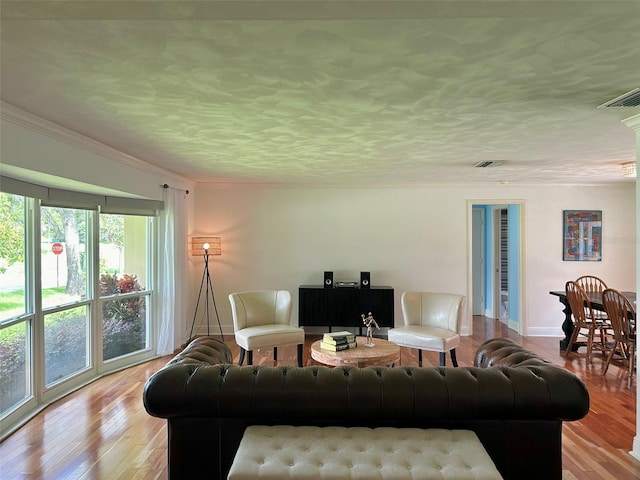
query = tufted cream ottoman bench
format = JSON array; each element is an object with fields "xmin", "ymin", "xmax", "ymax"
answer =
[{"xmin": 227, "ymin": 425, "xmax": 503, "ymax": 480}]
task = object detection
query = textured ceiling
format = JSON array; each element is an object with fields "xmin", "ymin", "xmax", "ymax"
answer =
[{"xmin": 1, "ymin": 1, "xmax": 639, "ymax": 186}]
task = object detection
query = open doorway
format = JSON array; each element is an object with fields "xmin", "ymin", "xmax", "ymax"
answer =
[
  {"xmin": 469, "ymin": 201, "xmax": 524, "ymax": 335},
  {"xmin": 495, "ymin": 207, "xmax": 509, "ymax": 324}
]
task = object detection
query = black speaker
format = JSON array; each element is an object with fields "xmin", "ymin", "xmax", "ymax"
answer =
[
  {"xmin": 360, "ymin": 271, "xmax": 370, "ymax": 289},
  {"xmin": 323, "ymin": 271, "xmax": 334, "ymax": 289}
]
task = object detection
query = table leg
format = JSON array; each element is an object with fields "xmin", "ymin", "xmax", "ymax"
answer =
[{"xmin": 557, "ymin": 295, "xmax": 580, "ymax": 351}]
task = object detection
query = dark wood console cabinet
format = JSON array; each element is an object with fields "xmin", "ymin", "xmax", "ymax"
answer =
[{"xmin": 298, "ymin": 285, "xmax": 394, "ymax": 329}]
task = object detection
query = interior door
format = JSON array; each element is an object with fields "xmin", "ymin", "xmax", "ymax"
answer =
[{"xmin": 472, "ymin": 208, "xmax": 485, "ymax": 315}]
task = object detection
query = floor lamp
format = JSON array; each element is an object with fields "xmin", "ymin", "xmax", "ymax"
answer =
[{"xmin": 188, "ymin": 236, "xmax": 224, "ymax": 342}]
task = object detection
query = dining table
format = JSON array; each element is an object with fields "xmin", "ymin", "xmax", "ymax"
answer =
[{"xmin": 549, "ymin": 289, "xmax": 636, "ymax": 351}]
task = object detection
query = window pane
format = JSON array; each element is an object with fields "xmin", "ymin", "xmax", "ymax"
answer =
[
  {"xmin": 99, "ymin": 214, "xmax": 150, "ymax": 361},
  {"xmin": 102, "ymin": 295, "xmax": 148, "ymax": 360},
  {"xmin": 41, "ymin": 207, "xmax": 89, "ymax": 309},
  {"xmin": 44, "ymin": 306, "xmax": 89, "ymax": 386},
  {"xmin": 0, "ymin": 321, "xmax": 30, "ymax": 416},
  {"xmin": 0, "ymin": 193, "xmax": 26, "ymax": 322}
]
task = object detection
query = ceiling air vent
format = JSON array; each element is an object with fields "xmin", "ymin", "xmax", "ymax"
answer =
[
  {"xmin": 473, "ymin": 161, "xmax": 507, "ymax": 168},
  {"xmin": 598, "ymin": 88, "xmax": 640, "ymax": 108}
]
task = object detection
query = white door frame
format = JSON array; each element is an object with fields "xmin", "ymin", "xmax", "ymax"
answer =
[{"xmin": 466, "ymin": 199, "xmax": 526, "ymax": 336}]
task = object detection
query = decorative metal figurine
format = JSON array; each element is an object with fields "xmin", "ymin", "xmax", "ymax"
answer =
[{"xmin": 361, "ymin": 312, "xmax": 380, "ymax": 347}]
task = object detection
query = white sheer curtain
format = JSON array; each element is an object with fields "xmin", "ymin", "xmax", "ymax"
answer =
[{"xmin": 156, "ymin": 187, "xmax": 188, "ymax": 355}]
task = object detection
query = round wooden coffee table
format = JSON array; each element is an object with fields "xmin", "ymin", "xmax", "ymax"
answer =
[{"xmin": 310, "ymin": 336, "xmax": 400, "ymax": 367}]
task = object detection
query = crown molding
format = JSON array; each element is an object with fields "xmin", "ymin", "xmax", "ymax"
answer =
[
  {"xmin": 0, "ymin": 101, "xmax": 193, "ymax": 188},
  {"xmin": 2, "ymin": 1, "xmax": 637, "ymax": 21},
  {"xmin": 622, "ymin": 112, "xmax": 640, "ymax": 131}
]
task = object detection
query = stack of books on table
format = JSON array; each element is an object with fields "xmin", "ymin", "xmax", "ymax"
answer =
[{"xmin": 320, "ymin": 331, "xmax": 357, "ymax": 351}]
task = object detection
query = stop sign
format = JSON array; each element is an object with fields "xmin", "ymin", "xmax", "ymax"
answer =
[{"xmin": 52, "ymin": 242, "xmax": 64, "ymax": 255}]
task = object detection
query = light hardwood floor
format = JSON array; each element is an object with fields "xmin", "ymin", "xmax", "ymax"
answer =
[{"xmin": 1, "ymin": 316, "xmax": 639, "ymax": 479}]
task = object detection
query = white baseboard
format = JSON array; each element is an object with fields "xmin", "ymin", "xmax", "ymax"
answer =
[{"xmin": 525, "ymin": 327, "xmax": 564, "ymax": 337}]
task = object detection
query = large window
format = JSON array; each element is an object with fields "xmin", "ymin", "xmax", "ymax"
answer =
[{"xmin": 0, "ymin": 187, "xmax": 159, "ymax": 439}]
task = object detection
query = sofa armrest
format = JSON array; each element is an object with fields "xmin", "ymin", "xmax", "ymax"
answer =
[
  {"xmin": 474, "ymin": 337, "xmax": 551, "ymax": 368},
  {"xmin": 474, "ymin": 337, "xmax": 590, "ymax": 420},
  {"xmin": 143, "ymin": 336, "xmax": 232, "ymax": 416},
  {"xmin": 166, "ymin": 336, "xmax": 232, "ymax": 366}
]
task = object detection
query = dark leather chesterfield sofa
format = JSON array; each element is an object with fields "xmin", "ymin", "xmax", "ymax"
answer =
[{"xmin": 143, "ymin": 336, "xmax": 589, "ymax": 480}]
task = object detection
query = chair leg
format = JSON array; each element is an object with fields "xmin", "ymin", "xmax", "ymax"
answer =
[
  {"xmin": 297, "ymin": 344, "xmax": 303, "ymax": 367},
  {"xmin": 586, "ymin": 328, "xmax": 594, "ymax": 364},
  {"xmin": 247, "ymin": 350, "xmax": 253, "ymax": 366},
  {"xmin": 274, "ymin": 346, "xmax": 278, "ymax": 362},
  {"xmin": 619, "ymin": 343, "xmax": 633, "ymax": 388},
  {"xmin": 599, "ymin": 328, "xmax": 608, "ymax": 356},
  {"xmin": 418, "ymin": 349, "xmax": 423, "ymax": 366},
  {"xmin": 628, "ymin": 345, "xmax": 636, "ymax": 388},
  {"xmin": 439, "ymin": 352, "xmax": 446, "ymax": 367},
  {"xmin": 564, "ymin": 326, "xmax": 581, "ymax": 357},
  {"xmin": 450, "ymin": 349, "xmax": 458, "ymax": 367},
  {"xmin": 602, "ymin": 340, "xmax": 618, "ymax": 375},
  {"xmin": 238, "ymin": 348, "xmax": 246, "ymax": 366}
]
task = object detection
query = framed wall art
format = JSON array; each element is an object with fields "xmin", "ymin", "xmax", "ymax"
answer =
[{"xmin": 563, "ymin": 210, "xmax": 602, "ymax": 261}]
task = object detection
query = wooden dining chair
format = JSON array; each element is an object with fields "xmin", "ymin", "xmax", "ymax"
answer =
[
  {"xmin": 564, "ymin": 280, "xmax": 609, "ymax": 364},
  {"xmin": 575, "ymin": 275, "xmax": 610, "ymax": 323},
  {"xmin": 575, "ymin": 275, "xmax": 608, "ymax": 294},
  {"xmin": 601, "ymin": 288, "xmax": 636, "ymax": 387}
]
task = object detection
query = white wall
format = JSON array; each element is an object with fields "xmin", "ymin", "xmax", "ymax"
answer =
[{"xmin": 192, "ymin": 183, "xmax": 636, "ymax": 337}]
